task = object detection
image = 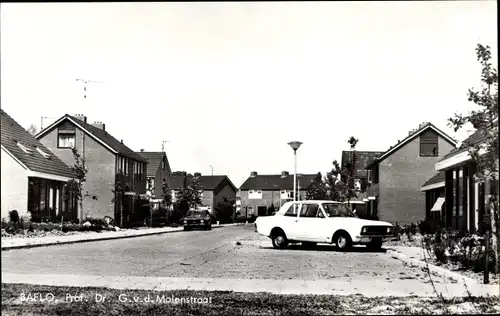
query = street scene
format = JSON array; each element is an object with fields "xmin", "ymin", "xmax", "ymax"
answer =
[{"xmin": 1, "ymin": 1, "xmax": 499, "ymax": 315}]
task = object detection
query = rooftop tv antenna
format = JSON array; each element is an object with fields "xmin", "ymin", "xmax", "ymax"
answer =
[
  {"xmin": 162, "ymin": 140, "xmax": 170, "ymax": 152},
  {"xmin": 76, "ymin": 78, "xmax": 104, "ymax": 99}
]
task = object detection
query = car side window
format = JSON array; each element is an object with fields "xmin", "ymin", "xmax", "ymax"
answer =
[
  {"xmin": 300, "ymin": 204, "xmax": 320, "ymax": 218},
  {"xmin": 284, "ymin": 204, "xmax": 299, "ymax": 217}
]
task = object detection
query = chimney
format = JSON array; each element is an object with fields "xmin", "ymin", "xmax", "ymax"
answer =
[
  {"xmin": 281, "ymin": 171, "xmax": 289, "ymax": 178},
  {"xmin": 91, "ymin": 121, "xmax": 105, "ymax": 131},
  {"xmin": 250, "ymin": 171, "xmax": 257, "ymax": 177},
  {"xmin": 419, "ymin": 122, "xmax": 429, "ymax": 129},
  {"xmin": 121, "ymin": 139, "xmax": 123, "ymax": 144},
  {"xmin": 74, "ymin": 114, "xmax": 87, "ymax": 123}
]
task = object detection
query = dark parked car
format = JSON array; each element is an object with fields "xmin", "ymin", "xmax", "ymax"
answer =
[{"xmin": 183, "ymin": 210, "xmax": 212, "ymax": 231}]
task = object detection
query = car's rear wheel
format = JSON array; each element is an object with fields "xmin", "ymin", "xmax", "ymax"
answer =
[
  {"xmin": 333, "ymin": 231, "xmax": 352, "ymax": 251},
  {"xmin": 302, "ymin": 242, "xmax": 317, "ymax": 249},
  {"xmin": 366, "ymin": 237, "xmax": 383, "ymax": 251},
  {"xmin": 271, "ymin": 230, "xmax": 289, "ymax": 249}
]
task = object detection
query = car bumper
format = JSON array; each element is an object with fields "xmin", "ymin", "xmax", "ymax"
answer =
[
  {"xmin": 184, "ymin": 222, "xmax": 210, "ymax": 227},
  {"xmin": 353, "ymin": 235, "xmax": 393, "ymax": 244}
]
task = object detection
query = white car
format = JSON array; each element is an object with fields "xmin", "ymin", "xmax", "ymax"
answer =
[{"xmin": 255, "ymin": 200, "xmax": 393, "ymax": 251}]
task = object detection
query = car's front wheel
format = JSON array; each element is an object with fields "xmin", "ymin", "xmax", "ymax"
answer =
[
  {"xmin": 333, "ymin": 231, "xmax": 352, "ymax": 251},
  {"xmin": 271, "ymin": 231, "xmax": 289, "ymax": 249}
]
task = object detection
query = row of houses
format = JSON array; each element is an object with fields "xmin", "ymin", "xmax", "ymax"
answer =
[
  {"xmin": 1, "ymin": 111, "xmax": 237, "ymax": 223},
  {"xmin": 2, "ymin": 110, "xmax": 496, "ymax": 231},
  {"xmin": 235, "ymin": 121, "xmax": 497, "ymax": 232}
]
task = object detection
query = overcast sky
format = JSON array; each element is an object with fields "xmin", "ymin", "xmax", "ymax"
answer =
[{"xmin": 1, "ymin": 1, "xmax": 497, "ymax": 186}]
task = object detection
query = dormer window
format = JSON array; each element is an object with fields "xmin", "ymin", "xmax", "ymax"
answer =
[
  {"xmin": 35, "ymin": 147, "xmax": 51, "ymax": 159},
  {"xmin": 420, "ymin": 130, "xmax": 439, "ymax": 157},
  {"xmin": 17, "ymin": 142, "xmax": 34, "ymax": 154}
]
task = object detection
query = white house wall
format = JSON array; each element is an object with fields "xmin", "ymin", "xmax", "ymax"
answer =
[{"xmin": 1, "ymin": 148, "xmax": 29, "ymax": 218}]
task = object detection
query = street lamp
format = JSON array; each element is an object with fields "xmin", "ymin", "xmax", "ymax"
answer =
[{"xmin": 287, "ymin": 141, "xmax": 302, "ymax": 203}]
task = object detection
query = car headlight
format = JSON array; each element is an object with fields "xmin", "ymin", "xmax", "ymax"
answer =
[
  {"xmin": 184, "ymin": 220, "xmax": 187, "ymax": 224},
  {"xmin": 361, "ymin": 227, "xmax": 367, "ymax": 233},
  {"xmin": 201, "ymin": 220, "xmax": 204, "ymax": 223},
  {"xmin": 386, "ymin": 227, "xmax": 391, "ymax": 233}
]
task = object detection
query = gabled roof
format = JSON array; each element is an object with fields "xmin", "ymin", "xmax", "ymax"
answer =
[
  {"xmin": 439, "ymin": 129, "xmax": 487, "ymax": 161},
  {"xmin": 136, "ymin": 151, "xmax": 172, "ymax": 177},
  {"xmin": 366, "ymin": 122, "xmax": 458, "ymax": 169},
  {"xmin": 36, "ymin": 114, "xmax": 147, "ymax": 163},
  {"xmin": 239, "ymin": 173, "xmax": 318, "ymax": 191},
  {"xmin": 421, "ymin": 171, "xmax": 445, "ymax": 187},
  {"xmin": 1, "ymin": 109, "xmax": 76, "ymax": 178},
  {"xmin": 171, "ymin": 175, "xmax": 237, "ymax": 191},
  {"xmin": 341, "ymin": 151, "xmax": 384, "ymax": 178}
]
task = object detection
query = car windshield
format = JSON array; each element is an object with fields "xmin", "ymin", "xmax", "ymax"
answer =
[
  {"xmin": 186, "ymin": 210, "xmax": 208, "ymax": 218},
  {"xmin": 321, "ymin": 203, "xmax": 357, "ymax": 218}
]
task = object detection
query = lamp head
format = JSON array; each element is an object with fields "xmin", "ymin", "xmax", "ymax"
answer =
[{"xmin": 287, "ymin": 141, "xmax": 303, "ymax": 151}]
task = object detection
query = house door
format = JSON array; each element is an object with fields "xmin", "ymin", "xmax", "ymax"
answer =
[{"xmin": 257, "ymin": 206, "xmax": 267, "ymax": 217}]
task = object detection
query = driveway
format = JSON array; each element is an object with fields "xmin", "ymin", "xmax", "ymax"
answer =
[{"xmin": 2, "ymin": 225, "xmax": 433, "ymax": 283}]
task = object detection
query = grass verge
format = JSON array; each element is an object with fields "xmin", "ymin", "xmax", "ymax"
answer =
[{"xmin": 2, "ymin": 283, "xmax": 499, "ymax": 315}]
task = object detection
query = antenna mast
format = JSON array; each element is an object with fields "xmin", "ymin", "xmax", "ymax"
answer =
[
  {"xmin": 162, "ymin": 140, "xmax": 170, "ymax": 152},
  {"xmin": 76, "ymin": 78, "xmax": 103, "ymax": 99}
]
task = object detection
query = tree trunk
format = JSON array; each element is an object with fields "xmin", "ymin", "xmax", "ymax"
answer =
[
  {"xmin": 490, "ymin": 196, "xmax": 499, "ymax": 274},
  {"xmin": 120, "ymin": 197, "xmax": 124, "ymax": 228}
]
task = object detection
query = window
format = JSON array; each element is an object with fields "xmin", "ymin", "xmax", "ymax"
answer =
[
  {"xmin": 248, "ymin": 189, "xmax": 263, "ymax": 199},
  {"xmin": 322, "ymin": 203, "xmax": 357, "ymax": 217},
  {"xmin": 284, "ymin": 203, "xmax": 299, "ymax": 217},
  {"xmin": 162, "ymin": 159, "xmax": 165, "ymax": 170},
  {"xmin": 124, "ymin": 158, "xmax": 128, "ymax": 175},
  {"xmin": 420, "ymin": 130, "xmax": 439, "ymax": 157},
  {"xmin": 57, "ymin": 133, "xmax": 75, "ymax": 148},
  {"xmin": 35, "ymin": 147, "xmax": 51, "ymax": 159},
  {"xmin": 299, "ymin": 204, "xmax": 320, "ymax": 218},
  {"xmin": 140, "ymin": 163, "xmax": 144, "ymax": 180},
  {"xmin": 16, "ymin": 142, "xmax": 34, "ymax": 154}
]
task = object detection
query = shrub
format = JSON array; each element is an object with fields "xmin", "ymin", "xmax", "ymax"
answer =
[
  {"xmin": 433, "ymin": 242, "xmax": 448, "ymax": 264},
  {"xmin": 1, "ymin": 218, "xmax": 9, "ymax": 229},
  {"xmin": 8, "ymin": 210, "xmax": 20, "ymax": 223}
]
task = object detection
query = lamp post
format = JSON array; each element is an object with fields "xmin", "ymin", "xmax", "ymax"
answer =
[{"xmin": 287, "ymin": 141, "xmax": 303, "ymax": 203}]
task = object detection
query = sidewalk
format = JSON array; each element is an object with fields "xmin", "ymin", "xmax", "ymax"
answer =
[
  {"xmin": 1, "ymin": 223, "xmax": 243, "ymax": 250},
  {"xmin": 2, "ymin": 272, "xmax": 498, "ymax": 298},
  {"xmin": 386, "ymin": 246, "xmax": 481, "ymax": 287}
]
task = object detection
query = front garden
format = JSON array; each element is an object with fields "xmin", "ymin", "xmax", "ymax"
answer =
[{"xmin": 385, "ymin": 220, "xmax": 499, "ymax": 284}]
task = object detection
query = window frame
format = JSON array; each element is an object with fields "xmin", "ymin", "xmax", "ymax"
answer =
[
  {"xmin": 284, "ymin": 203, "xmax": 299, "ymax": 217},
  {"xmin": 57, "ymin": 132, "xmax": 76, "ymax": 149},
  {"xmin": 299, "ymin": 203, "xmax": 320, "ymax": 218},
  {"xmin": 420, "ymin": 131, "xmax": 439, "ymax": 157}
]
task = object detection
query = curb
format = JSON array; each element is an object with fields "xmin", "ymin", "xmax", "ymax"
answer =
[
  {"xmin": 386, "ymin": 248, "xmax": 479, "ymax": 286},
  {"xmin": 1, "ymin": 223, "xmax": 244, "ymax": 251}
]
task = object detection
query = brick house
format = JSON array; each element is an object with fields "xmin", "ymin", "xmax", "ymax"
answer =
[
  {"xmin": 426, "ymin": 129, "xmax": 499, "ymax": 233},
  {"xmin": 365, "ymin": 122, "xmax": 458, "ymax": 225},
  {"xmin": 35, "ymin": 114, "xmax": 148, "ymax": 222},
  {"xmin": 171, "ymin": 174, "xmax": 237, "ymax": 213},
  {"xmin": 238, "ymin": 171, "xmax": 317, "ymax": 218},
  {"xmin": 136, "ymin": 150, "xmax": 173, "ymax": 201},
  {"xmin": 1, "ymin": 109, "xmax": 76, "ymax": 220},
  {"xmin": 341, "ymin": 150, "xmax": 384, "ymax": 217}
]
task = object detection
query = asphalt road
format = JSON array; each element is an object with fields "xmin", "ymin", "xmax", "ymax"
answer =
[{"xmin": 2, "ymin": 225, "xmax": 431, "ymax": 282}]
